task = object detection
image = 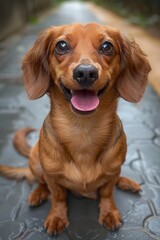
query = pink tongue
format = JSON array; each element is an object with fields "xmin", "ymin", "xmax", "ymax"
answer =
[{"xmin": 71, "ymin": 90, "xmax": 99, "ymax": 112}]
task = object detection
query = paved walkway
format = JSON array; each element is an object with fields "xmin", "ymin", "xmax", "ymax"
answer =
[{"xmin": 0, "ymin": 1, "xmax": 160, "ymax": 240}]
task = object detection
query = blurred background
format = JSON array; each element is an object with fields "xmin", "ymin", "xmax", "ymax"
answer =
[{"xmin": 0, "ymin": 0, "xmax": 160, "ymax": 40}]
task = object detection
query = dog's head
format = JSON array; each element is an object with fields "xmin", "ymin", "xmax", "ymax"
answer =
[{"xmin": 22, "ymin": 23, "xmax": 151, "ymax": 114}]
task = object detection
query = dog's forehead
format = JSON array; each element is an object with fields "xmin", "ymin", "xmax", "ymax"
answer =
[
  {"xmin": 67, "ymin": 23, "xmax": 105, "ymax": 32},
  {"xmin": 57, "ymin": 23, "xmax": 115, "ymax": 42}
]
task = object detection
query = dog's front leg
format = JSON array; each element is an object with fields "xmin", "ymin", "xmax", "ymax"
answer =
[
  {"xmin": 44, "ymin": 176, "xmax": 69, "ymax": 235},
  {"xmin": 99, "ymin": 175, "xmax": 122, "ymax": 231}
]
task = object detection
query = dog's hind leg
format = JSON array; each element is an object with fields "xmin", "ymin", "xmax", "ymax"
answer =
[
  {"xmin": 116, "ymin": 176, "xmax": 141, "ymax": 193},
  {"xmin": 28, "ymin": 183, "xmax": 50, "ymax": 207},
  {"xmin": 27, "ymin": 142, "xmax": 50, "ymax": 207}
]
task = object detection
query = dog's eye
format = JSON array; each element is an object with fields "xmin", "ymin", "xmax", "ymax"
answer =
[
  {"xmin": 99, "ymin": 41, "xmax": 114, "ymax": 55},
  {"xmin": 55, "ymin": 41, "xmax": 70, "ymax": 54}
]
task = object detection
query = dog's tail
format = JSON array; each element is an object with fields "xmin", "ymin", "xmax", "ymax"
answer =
[
  {"xmin": 13, "ymin": 127, "xmax": 35, "ymax": 157},
  {"xmin": 0, "ymin": 165, "xmax": 35, "ymax": 183},
  {"xmin": 0, "ymin": 128, "xmax": 36, "ymax": 183}
]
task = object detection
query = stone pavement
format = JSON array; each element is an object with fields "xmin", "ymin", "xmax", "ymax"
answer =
[{"xmin": 0, "ymin": 1, "xmax": 160, "ymax": 240}]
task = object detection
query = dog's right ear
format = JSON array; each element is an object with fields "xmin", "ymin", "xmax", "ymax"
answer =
[{"xmin": 22, "ymin": 29, "xmax": 53, "ymax": 99}]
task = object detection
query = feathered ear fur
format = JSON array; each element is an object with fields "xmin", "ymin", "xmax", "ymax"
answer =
[
  {"xmin": 22, "ymin": 29, "xmax": 54, "ymax": 99},
  {"xmin": 116, "ymin": 35, "xmax": 151, "ymax": 102}
]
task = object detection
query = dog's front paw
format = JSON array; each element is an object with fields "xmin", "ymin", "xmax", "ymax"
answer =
[
  {"xmin": 99, "ymin": 210, "xmax": 122, "ymax": 231},
  {"xmin": 44, "ymin": 214, "xmax": 69, "ymax": 235}
]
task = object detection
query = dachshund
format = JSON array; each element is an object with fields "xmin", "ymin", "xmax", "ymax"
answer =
[{"xmin": 0, "ymin": 23, "xmax": 151, "ymax": 234}]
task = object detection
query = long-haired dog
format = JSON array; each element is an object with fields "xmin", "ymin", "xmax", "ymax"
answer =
[{"xmin": 0, "ymin": 23, "xmax": 151, "ymax": 234}]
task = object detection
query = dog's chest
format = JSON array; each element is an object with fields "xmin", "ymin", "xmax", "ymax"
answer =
[
  {"xmin": 43, "ymin": 118, "xmax": 111, "ymax": 194},
  {"xmin": 61, "ymin": 130, "xmax": 105, "ymax": 184},
  {"xmin": 56, "ymin": 159, "xmax": 108, "ymax": 197}
]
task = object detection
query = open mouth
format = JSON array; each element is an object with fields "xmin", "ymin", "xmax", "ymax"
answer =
[{"xmin": 60, "ymin": 82, "xmax": 107, "ymax": 115}]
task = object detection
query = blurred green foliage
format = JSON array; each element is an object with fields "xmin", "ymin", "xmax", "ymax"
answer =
[
  {"xmin": 28, "ymin": 0, "xmax": 65, "ymax": 25},
  {"xmin": 83, "ymin": 0, "xmax": 160, "ymax": 28},
  {"xmin": 28, "ymin": 16, "xmax": 39, "ymax": 24},
  {"xmin": 51, "ymin": 0, "xmax": 66, "ymax": 6}
]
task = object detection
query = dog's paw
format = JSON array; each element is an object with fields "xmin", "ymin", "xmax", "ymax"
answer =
[
  {"xmin": 28, "ymin": 187, "xmax": 49, "ymax": 207},
  {"xmin": 99, "ymin": 210, "xmax": 122, "ymax": 231},
  {"xmin": 44, "ymin": 214, "xmax": 69, "ymax": 235},
  {"xmin": 117, "ymin": 176, "xmax": 141, "ymax": 193}
]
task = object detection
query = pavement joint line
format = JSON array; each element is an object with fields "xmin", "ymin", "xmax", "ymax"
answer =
[
  {"xmin": 143, "ymin": 228, "xmax": 160, "ymax": 240},
  {"xmin": 145, "ymin": 200, "xmax": 157, "ymax": 217}
]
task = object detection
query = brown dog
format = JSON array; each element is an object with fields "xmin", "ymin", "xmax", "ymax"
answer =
[{"xmin": 0, "ymin": 23, "xmax": 151, "ymax": 234}]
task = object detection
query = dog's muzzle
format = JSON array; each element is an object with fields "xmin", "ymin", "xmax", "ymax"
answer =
[{"xmin": 60, "ymin": 81, "xmax": 108, "ymax": 115}]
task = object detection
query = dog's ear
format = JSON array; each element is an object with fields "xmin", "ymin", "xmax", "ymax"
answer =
[
  {"xmin": 22, "ymin": 29, "xmax": 53, "ymax": 99},
  {"xmin": 116, "ymin": 35, "xmax": 151, "ymax": 102}
]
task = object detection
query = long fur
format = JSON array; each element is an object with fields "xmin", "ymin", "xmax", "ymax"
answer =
[
  {"xmin": 13, "ymin": 127, "xmax": 35, "ymax": 157},
  {"xmin": 0, "ymin": 165, "xmax": 35, "ymax": 183},
  {"xmin": 0, "ymin": 128, "xmax": 36, "ymax": 183}
]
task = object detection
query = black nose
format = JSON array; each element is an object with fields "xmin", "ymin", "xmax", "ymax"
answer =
[{"xmin": 73, "ymin": 64, "xmax": 98, "ymax": 87}]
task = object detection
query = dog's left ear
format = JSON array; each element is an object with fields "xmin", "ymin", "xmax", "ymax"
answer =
[{"xmin": 116, "ymin": 35, "xmax": 151, "ymax": 102}]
